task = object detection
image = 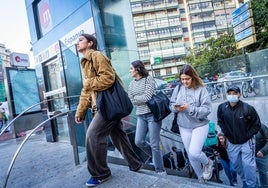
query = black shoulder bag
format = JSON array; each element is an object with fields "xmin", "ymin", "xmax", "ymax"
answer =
[
  {"xmin": 146, "ymin": 77, "xmax": 171, "ymax": 122},
  {"xmin": 92, "ymin": 64, "xmax": 133, "ymax": 121},
  {"xmin": 170, "ymin": 84, "xmax": 181, "ymax": 134}
]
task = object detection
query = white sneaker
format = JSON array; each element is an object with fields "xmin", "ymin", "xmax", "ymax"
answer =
[
  {"xmin": 157, "ymin": 170, "xmax": 167, "ymax": 176},
  {"xmin": 198, "ymin": 177, "xmax": 207, "ymax": 184},
  {"xmin": 203, "ymin": 159, "xmax": 214, "ymax": 180}
]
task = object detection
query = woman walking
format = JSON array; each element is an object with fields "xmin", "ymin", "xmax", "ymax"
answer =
[
  {"xmin": 75, "ymin": 34, "xmax": 142, "ymax": 187},
  {"xmin": 170, "ymin": 64, "xmax": 213, "ymax": 183},
  {"xmin": 128, "ymin": 60, "xmax": 166, "ymax": 175}
]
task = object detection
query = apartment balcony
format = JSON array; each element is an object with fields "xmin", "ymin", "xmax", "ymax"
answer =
[
  {"xmin": 132, "ymin": 2, "xmax": 178, "ymax": 14},
  {"xmin": 133, "ymin": 16, "xmax": 144, "ymax": 22},
  {"xmin": 188, "ymin": 0, "xmax": 203, "ymax": 4},
  {"xmin": 167, "ymin": 11, "xmax": 180, "ymax": 18},
  {"xmin": 213, "ymin": 4, "xmax": 225, "ymax": 10},
  {"xmin": 130, "ymin": 0, "xmax": 141, "ymax": 2},
  {"xmin": 136, "ymin": 36, "xmax": 149, "ymax": 43},
  {"xmin": 171, "ymin": 30, "xmax": 183, "ymax": 37},
  {"xmin": 194, "ymin": 36, "xmax": 206, "ymax": 43},
  {"xmin": 189, "ymin": 7, "xmax": 214, "ymax": 14}
]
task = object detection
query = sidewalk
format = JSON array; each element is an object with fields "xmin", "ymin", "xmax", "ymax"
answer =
[{"xmin": 0, "ymin": 132, "xmax": 233, "ymax": 188}]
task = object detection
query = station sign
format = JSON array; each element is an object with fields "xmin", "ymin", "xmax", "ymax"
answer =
[{"xmin": 10, "ymin": 52, "xmax": 30, "ymax": 67}]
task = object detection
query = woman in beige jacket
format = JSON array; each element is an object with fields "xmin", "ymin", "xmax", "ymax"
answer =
[{"xmin": 75, "ymin": 33, "xmax": 141, "ymax": 187}]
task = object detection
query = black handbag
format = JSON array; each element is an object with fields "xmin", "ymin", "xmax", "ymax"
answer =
[
  {"xmin": 147, "ymin": 91, "xmax": 171, "ymax": 122},
  {"xmin": 96, "ymin": 79, "xmax": 133, "ymax": 121},
  {"xmin": 171, "ymin": 113, "xmax": 180, "ymax": 134},
  {"xmin": 170, "ymin": 83, "xmax": 181, "ymax": 134}
]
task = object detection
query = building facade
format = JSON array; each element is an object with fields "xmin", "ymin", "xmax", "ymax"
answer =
[
  {"xmin": 0, "ymin": 44, "xmax": 11, "ymax": 102},
  {"xmin": 129, "ymin": 0, "xmax": 243, "ymax": 78}
]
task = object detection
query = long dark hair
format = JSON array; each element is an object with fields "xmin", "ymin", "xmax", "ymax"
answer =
[
  {"xmin": 80, "ymin": 33, "xmax": 98, "ymax": 50},
  {"xmin": 179, "ymin": 64, "xmax": 204, "ymax": 88},
  {"xmin": 131, "ymin": 60, "xmax": 149, "ymax": 78}
]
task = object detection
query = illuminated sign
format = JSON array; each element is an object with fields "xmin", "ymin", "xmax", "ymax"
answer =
[{"xmin": 10, "ymin": 53, "xmax": 30, "ymax": 67}]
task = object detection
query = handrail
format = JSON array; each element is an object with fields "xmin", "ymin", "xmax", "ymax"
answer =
[
  {"xmin": 0, "ymin": 95, "xmax": 80, "ymax": 136},
  {"xmin": 3, "ymin": 111, "xmax": 70, "ymax": 188}
]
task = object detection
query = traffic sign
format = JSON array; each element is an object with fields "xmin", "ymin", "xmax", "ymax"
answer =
[
  {"xmin": 236, "ymin": 35, "xmax": 256, "ymax": 49},
  {"xmin": 233, "ymin": 18, "xmax": 253, "ymax": 35},
  {"xmin": 235, "ymin": 26, "xmax": 255, "ymax": 42},
  {"xmin": 232, "ymin": 2, "xmax": 251, "ymax": 19},
  {"xmin": 232, "ymin": 9, "xmax": 252, "ymax": 27}
]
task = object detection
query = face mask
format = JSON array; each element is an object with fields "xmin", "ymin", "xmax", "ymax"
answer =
[{"xmin": 227, "ymin": 95, "xmax": 239, "ymax": 103}]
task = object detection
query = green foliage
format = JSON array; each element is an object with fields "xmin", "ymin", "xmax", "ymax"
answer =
[
  {"xmin": 185, "ymin": 33, "xmax": 242, "ymax": 77},
  {"xmin": 185, "ymin": 0, "xmax": 268, "ymax": 77},
  {"xmin": 245, "ymin": 0, "xmax": 268, "ymax": 52}
]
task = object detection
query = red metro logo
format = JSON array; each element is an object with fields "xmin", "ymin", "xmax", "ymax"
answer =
[{"xmin": 15, "ymin": 56, "xmax": 21, "ymax": 63}]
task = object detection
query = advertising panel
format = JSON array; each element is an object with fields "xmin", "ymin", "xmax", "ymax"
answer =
[{"xmin": 6, "ymin": 68, "xmax": 41, "ymax": 115}]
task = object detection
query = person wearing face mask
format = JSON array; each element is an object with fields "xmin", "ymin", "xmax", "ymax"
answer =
[{"xmin": 217, "ymin": 85, "xmax": 261, "ymax": 188}]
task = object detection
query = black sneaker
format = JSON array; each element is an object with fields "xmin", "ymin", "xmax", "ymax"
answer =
[{"xmin": 130, "ymin": 163, "xmax": 142, "ymax": 172}]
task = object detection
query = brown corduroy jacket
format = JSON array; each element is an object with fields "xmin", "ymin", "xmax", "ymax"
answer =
[{"xmin": 75, "ymin": 49, "xmax": 117, "ymax": 120}]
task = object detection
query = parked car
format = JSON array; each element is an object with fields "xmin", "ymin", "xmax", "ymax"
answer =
[
  {"xmin": 218, "ymin": 70, "xmax": 247, "ymax": 85},
  {"xmin": 167, "ymin": 79, "xmax": 180, "ymax": 88}
]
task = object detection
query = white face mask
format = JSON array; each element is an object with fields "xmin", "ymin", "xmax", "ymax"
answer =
[{"xmin": 227, "ymin": 95, "xmax": 239, "ymax": 103}]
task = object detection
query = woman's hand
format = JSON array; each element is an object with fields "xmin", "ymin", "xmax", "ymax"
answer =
[
  {"xmin": 75, "ymin": 116, "xmax": 83, "ymax": 124},
  {"xmin": 257, "ymin": 150, "xmax": 264, "ymax": 157},
  {"xmin": 175, "ymin": 103, "xmax": 188, "ymax": 112}
]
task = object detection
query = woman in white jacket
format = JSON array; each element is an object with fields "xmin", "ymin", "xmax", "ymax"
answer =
[{"xmin": 170, "ymin": 64, "xmax": 213, "ymax": 183}]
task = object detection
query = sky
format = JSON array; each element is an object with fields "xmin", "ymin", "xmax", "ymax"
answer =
[{"xmin": 0, "ymin": 0, "xmax": 33, "ymax": 65}]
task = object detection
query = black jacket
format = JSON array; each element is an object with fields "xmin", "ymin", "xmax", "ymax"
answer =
[
  {"xmin": 217, "ymin": 100, "xmax": 261, "ymax": 144},
  {"xmin": 255, "ymin": 123, "xmax": 268, "ymax": 156}
]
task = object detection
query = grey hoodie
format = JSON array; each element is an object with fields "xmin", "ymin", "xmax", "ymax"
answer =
[{"xmin": 169, "ymin": 84, "xmax": 212, "ymax": 129}]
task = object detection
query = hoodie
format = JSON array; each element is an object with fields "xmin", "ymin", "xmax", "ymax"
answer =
[{"xmin": 169, "ymin": 85, "xmax": 212, "ymax": 129}]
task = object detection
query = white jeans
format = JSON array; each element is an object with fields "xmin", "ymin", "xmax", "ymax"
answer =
[{"xmin": 179, "ymin": 125, "xmax": 209, "ymax": 178}]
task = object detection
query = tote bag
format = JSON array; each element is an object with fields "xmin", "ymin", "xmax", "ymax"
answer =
[
  {"xmin": 96, "ymin": 79, "xmax": 133, "ymax": 121},
  {"xmin": 147, "ymin": 91, "xmax": 171, "ymax": 122}
]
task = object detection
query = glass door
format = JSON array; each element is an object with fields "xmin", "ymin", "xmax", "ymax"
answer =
[{"xmin": 43, "ymin": 58, "xmax": 69, "ymax": 141}]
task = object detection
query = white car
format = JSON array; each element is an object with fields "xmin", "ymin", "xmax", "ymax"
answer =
[{"xmin": 218, "ymin": 71, "xmax": 247, "ymax": 85}]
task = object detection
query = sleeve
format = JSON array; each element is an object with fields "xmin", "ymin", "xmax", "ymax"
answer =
[
  {"xmin": 246, "ymin": 106, "xmax": 261, "ymax": 140},
  {"xmin": 217, "ymin": 103, "xmax": 226, "ymax": 134},
  {"xmin": 132, "ymin": 76, "xmax": 155, "ymax": 105},
  {"xmin": 260, "ymin": 125, "xmax": 268, "ymax": 156},
  {"xmin": 83, "ymin": 52, "xmax": 115, "ymax": 92},
  {"xmin": 169, "ymin": 85, "xmax": 180, "ymax": 113},
  {"xmin": 75, "ymin": 89, "xmax": 91, "ymax": 120},
  {"xmin": 187, "ymin": 87, "xmax": 212, "ymax": 119}
]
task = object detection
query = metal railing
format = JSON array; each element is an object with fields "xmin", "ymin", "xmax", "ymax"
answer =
[{"xmin": 1, "ymin": 95, "xmax": 80, "ymax": 188}]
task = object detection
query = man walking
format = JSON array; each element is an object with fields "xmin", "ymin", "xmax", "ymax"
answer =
[{"xmin": 217, "ymin": 85, "xmax": 261, "ymax": 188}]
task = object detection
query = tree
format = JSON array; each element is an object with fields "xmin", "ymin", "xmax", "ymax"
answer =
[
  {"xmin": 185, "ymin": 0, "xmax": 268, "ymax": 77},
  {"xmin": 185, "ymin": 33, "xmax": 242, "ymax": 78},
  {"xmin": 245, "ymin": 0, "xmax": 268, "ymax": 52}
]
